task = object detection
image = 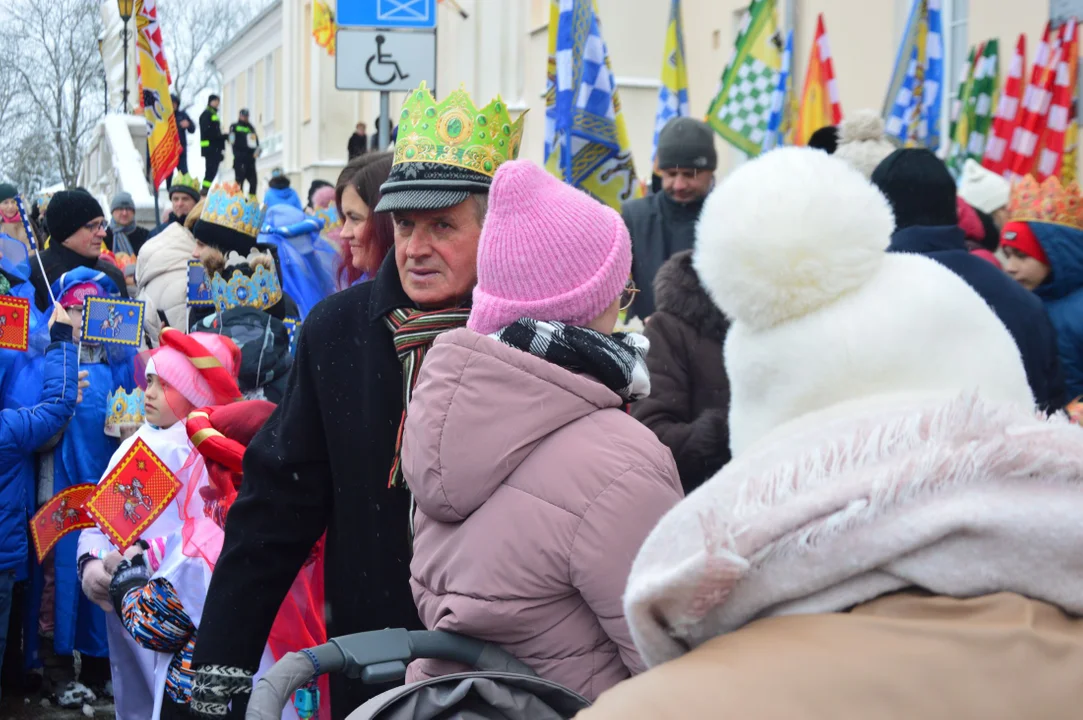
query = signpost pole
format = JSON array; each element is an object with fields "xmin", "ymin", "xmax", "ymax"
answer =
[{"xmin": 379, "ymin": 90, "xmax": 390, "ymax": 150}]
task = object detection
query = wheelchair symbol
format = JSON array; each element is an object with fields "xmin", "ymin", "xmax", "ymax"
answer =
[{"xmin": 365, "ymin": 35, "xmax": 410, "ymax": 86}]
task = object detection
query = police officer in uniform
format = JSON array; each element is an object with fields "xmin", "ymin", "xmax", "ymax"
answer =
[
  {"xmin": 229, "ymin": 109, "xmax": 261, "ymax": 195},
  {"xmin": 199, "ymin": 95, "xmax": 226, "ymax": 195}
]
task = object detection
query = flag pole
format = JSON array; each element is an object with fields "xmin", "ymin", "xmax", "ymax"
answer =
[{"xmin": 14, "ymin": 195, "xmax": 58, "ymax": 308}]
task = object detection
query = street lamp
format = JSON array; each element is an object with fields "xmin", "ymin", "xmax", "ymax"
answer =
[{"xmin": 117, "ymin": 0, "xmax": 134, "ymax": 114}]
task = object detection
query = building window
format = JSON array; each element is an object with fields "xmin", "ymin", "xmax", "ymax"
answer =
[
  {"xmin": 941, "ymin": 0, "xmax": 969, "ymax": 150},
  {"xmin": 265, "ymin": 51, "xmax": 276, "ymax": 131},
  {"xmin": 247, "ymin": 66, "xmax": 256, "ymax": 116}
]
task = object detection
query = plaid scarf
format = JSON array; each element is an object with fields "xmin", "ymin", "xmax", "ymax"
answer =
[
  {"xmin": 492, "ymin": 319, "xmax": 651, "ymax": 402},
  {"xmin": 384, "ymin": 307, "xmax": 471, "ymax": 487}
]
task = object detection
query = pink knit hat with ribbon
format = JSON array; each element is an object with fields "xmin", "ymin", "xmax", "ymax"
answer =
[
  {"xmin": 467, "ymin": 160, "xmax": 632, "ymax": 335},
  {"xmin": 143, "ymin": 331, "xmax": 241, "ymax": 410}
]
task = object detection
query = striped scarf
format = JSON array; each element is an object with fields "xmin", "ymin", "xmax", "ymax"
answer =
[{"xmin": 384, "ymin": 307, "xmax": 471, "ymax": 487}]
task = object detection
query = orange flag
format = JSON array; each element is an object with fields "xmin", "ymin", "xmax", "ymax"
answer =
[
  {"xmin": 85, "ymin": 438, "xmax": 181, "ymax": 551},
  {"xmin": 30, "ymin": 484, "xmax": 97, "ymax": 562},
  {"xmin": 0, "ymin": 296, "xmax": 30, "ymax": 352},
  {"xmin": 795, "ymin": 14, "xmax": 844, "ymax": 146}
]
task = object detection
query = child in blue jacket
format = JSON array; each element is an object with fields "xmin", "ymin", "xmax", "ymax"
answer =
[{"xmin": 0, "ymin": 301, "xmax": 81, "ymax": 690}]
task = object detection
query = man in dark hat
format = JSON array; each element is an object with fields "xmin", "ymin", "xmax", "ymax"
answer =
[
  {"xmin": 29, "ymin": 191, "xmax": 129, "ymax": 311},
  {"xmin": 199, "ymin": 95, "xmax": 226, "ymax": 195},
  {"xmin": 229, "ymin": 109, "xmax": 260, "ymax": 195},
  {"xmin": 623, "ymin": 116, "xmax": 717, "ymax": 318},
  {"xmin": 190, "ymin": 81, "xmax": 523, "ymax": 719}
]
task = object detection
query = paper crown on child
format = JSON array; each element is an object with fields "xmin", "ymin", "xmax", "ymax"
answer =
[
  {"xmin": 104, "ymin": 387, "xmax": 145, "ymax": 438},
  {"xmin": 200, "ymin": 182, "xmax": 263, "ymax": 238},
  {"xmin": 392, "ymin": 82, "xmax": 526, "ymax": 179},
  {"xmin": 1007, "ymin": 175, "xmax": 1083, "ymax": 231},
  {"xmin": 209, "ymin": 251, "xmax": 283, "ymax": 313}
]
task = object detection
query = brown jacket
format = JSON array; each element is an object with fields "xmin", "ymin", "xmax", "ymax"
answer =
[
  {"xmin": 631, "ymin": 250, "xmax": 730, "ymax": 493},
  {"xmin": 579, "ymin": 591, "xmax": 1083, "ymax": 720}
]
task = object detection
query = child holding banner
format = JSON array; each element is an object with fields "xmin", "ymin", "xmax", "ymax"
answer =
[{"xmin": 77, "ymin": 328, "xmax": 241, "ymax": 720}]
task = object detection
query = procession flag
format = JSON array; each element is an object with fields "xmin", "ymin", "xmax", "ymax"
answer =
[
  {"xmin": 313, "ymin": 0, "xmax": 337, "ymax": 56},
  {"xmin": 762, "ymin": 30, "xmax": 793, "ymax": 152},
  {"xmin": 30, "ymin": 484, "xmax": 96, "ymax": 562},
  {"xmin": 187, "ymin": 260, "xmax": 213, "ymax": 307},
  {"xmin": 884, "ymin": 0, "xmax": 944, "ymax": 149},
  {"xmin": 651, "ymin": 0, "xmax": 691, "ymax": 164},
  {"xmin": 135, "ymin": 0, "xmax": 181, "ymax": 190},
  {"xmin": 967, "ymin": 40, "xmax": 1000, "ymax": 163},
  {"xmin": 544, "ymin": 0, "xmax": 641, "ymax": 211},
  {"xmin": 705, "ymin": 0, "xmax": 781, "ymax": 156},
  {"xmin": 81, "ymin": 297, "xmax": 146, "ymax": 348},
  {"xmin": 0, "ymin": 296, "xmax": 30, "ymax": 352},
  {"xmin": 85, "ymin": 438, "xmax": 181, "ymax": 552},
  {"xmin": 983, "ymin": 34, "xmax": 1026, "ymax": 177},
  {"xmin": 795, "ymin": 15, "xmax": 843, "ymax": 146},
  {"xmin": 1007, "ymin": 22, "xmax": 1063, "ymax": 180},
  {"xmin": 947, "ymin": 45, "xmax": 979, "ymax": 172},
  {"xmin": 1035, "ymin": 19, "xmax": 1078, "ymax": 181}
]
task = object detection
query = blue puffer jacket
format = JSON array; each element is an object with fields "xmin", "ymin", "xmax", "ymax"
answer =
[
  {"xmin": 1030, "ymin": 222, "xmax": 1083, "ymax": 401},
  {"xmin": 890, "ymin": 225, "xmax": 1066, "ymax": 411},
  {"xmin": 0, "ymin": 336, "xmax": 78, "ymax": 573}
]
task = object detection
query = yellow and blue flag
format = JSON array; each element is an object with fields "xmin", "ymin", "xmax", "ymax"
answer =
[
  {"xmin": 82, "ymin": 297, "xmax": 146, "ymax": 348},
  {"xmin": 883, "ymin": 0, "xmax": 944, "ymax": 148},
  {"xmin": 706, "ymin": 0, "xmax": 782, "ymax": 156},
  {"xmin": 651, "ymin": 0, "xmax": 690, "ymax": 164},
  {"xmin": 187, "ymin": 260, "xmax": 213, "ymax": 307},
  {"xmin": 763, "ymin": 29, "xmax": 794, "ymax": 152},
  {"xmin": 544, "ymin": 0, "xmax": 640, "ymax": 211}
]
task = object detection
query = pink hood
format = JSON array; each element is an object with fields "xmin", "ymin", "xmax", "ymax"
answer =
[{"xmin": 402, "ymin": 328, "xmax": 683, "ymax": 700}]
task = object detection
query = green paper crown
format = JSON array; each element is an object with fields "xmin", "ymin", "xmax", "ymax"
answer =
[
  {"xmin": 393, "ymin": 82, "xmax": 526, "ymax": 177},
  {"xmin": 169, "ymin": 173, "xmax": 201, "ymax": 194}
]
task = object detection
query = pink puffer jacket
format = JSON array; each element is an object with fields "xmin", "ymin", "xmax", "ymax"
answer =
[{"xmin": 401, "ymin": 329, "xmax": 683, "ymax": 700}]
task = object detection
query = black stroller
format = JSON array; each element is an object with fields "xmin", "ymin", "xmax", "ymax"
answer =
[{"xmin": 245, "ymin": 629, "xmax": 591, "ymax": 720}]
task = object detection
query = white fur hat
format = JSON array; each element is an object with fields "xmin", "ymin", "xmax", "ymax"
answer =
[
  {"xmin": 958, "ymin": 158, "xmax": 1011, "ymax": 214},
  {"xmin": 693, "ymin": 147, "xmax": 1034, "ymax": 457},
  {"xmin": 832, "ymin": 109, "xmax": 897, "ymax": 179}
]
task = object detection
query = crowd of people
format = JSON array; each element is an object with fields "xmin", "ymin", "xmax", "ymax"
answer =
[{"xmin": 0, "ymin": 78, "xmax": 1082, "ymax": 720}]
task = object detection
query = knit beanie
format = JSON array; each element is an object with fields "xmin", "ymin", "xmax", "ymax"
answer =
[
  {"xmin": 45, "ymin": 190, "xmax": 105, "ymax": 244},
  {"xmin": 1001, "ymin": 221, "xmax": 1051, "ymax": 266},
  {"xmin": 467, "ymin": 160, "xmax": 632, "ymax": 335},
  {"xmin": 110, "ymin": 191, "xmax": 136, "ymax": 213},
  {"xmin": 656, "ymin": 117, "xmax": 717, "ymax": 171},
  {"xmin": 871, "ymin": 148, "xmax": 958, "ymax": 229},
  {"xmin": 958, "ymin": 158, "xmax": 1011, "ymax": 214},
  {"xmin": 833, "ymin": 110, "xmax": 897, "ymax": 179},
  {"xmin": 806, "ymin": 125, "xmax": 839, "ymax": 154},
  {"xmin": 0, "ymin": 184, "xmax": 16, "ymax": 203},
  {"xmin": 693, "ymin": 147, "xmax": 1032, "ymax": 457},
  {"xmin": 143, "ymin": 329, "xmax": 241, "ymax": 409}
]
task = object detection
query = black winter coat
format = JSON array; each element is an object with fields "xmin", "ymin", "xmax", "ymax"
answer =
[
  {"xmin": 889, "ymin": 225, "xmax": 1066, "ymax": 412},
  {"xmin": 29, "ymin": 242, "xmax": 129, "ymax": 312},
  {"xmin": 631, "ymin": 250, "xmax": 731, "ymax": 494},
  {"xmin": 622, "ymin": 192, "xmax": 705, "ymax": 319},
  {"xmin": 191, "ymin": 252, "xmax": 423, "ymax": 719},
  {"xmin": 199, "ymin": 106, "xmax": 225, "ymax": 158}
]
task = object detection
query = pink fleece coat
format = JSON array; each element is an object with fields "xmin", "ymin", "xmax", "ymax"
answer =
[{"xmin": 401, "ymin": 329, "xmax": 683, "ymax": 701}]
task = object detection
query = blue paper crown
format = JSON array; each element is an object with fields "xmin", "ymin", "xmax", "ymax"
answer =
[
  {"xmin": 201, "ymin": 182, "xmax": 263, "ymax": 238},
  {"xmin": 210, "ymin": 264, "xmax": 283, "ymax": 313},
  {"xmin": 104, "ymin": 388, "xmax": 145, "ymax": 437}
]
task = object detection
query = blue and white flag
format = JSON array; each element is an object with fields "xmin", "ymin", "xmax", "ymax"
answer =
[
  {"xmin": 283, "ymin": 316, "xmax": 300, "ymax": 356},
  {"xmin": 187, "ymin": 260, "xmax": 213, "ymax": 307},
  {"xmin": 763, "ymin": 29, "xmax": 794, "ymax": 152},
  {"xmin": 651, "ymin": 0, "xmax": 691, "ymax": 164},
  {"xmin": 82, "ymin": 297, "xmax": 145, "ymax": 347},
  {"xmin": 884, "ymin": 0, "xmax": 944, "ymax": 148}
]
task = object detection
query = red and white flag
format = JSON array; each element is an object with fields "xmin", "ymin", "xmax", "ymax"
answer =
[
  {"xmin": 1035, "ymin": 19, "xmax": 1078, "ymax": 180},
  {"xmin": 983, "ymin": 34, "xmax": 1026, "ymax": 177},
  {"xmin": 1006, "ymin": 23, "xmax": 1063, "ymax": 180}
]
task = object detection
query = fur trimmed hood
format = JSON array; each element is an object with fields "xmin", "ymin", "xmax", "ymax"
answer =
[
  {"xmin": 652, "ymin": 250, "xmax": 728, "ymax": 343},
  {"xmin": 693, "ymin": 147, "xmax": 1033, "ymax": 455},
  {"xmin": 624, "ymin": 393, "xmax": 1083, "ymax": 669}
]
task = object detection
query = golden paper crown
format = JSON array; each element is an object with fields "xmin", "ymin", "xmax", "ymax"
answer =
[
  {"xmin": 1007, "ymin": 175, "xmax": 1083, "ymax": 231},
  {"xmin": 201, "ymin": 182, "xmax": 263, "ymax": 238},
  {"xmin": 169, "ymin": 173, "xmax": 201, "ymax": 194},
  {"xmin": 104, "ymin": 388, "xmax": 145, "ymax": 438},
  {"xmin": 210, "ymin": 264, "xmax": 283, "ymax": 313},
  {"xmin": 393, "ymin": 82, "xmax": 526, "ymax": 177}
]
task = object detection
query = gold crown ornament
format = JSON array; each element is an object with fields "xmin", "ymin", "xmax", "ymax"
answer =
[
  {"xmin": 393, "ymin": 82, "xmax": 526, "ymax": 177},
  {"xmin": 201, "ymin": 182, "xmax": 263, "ymax": 238},
  {"xmin": 1007, "ymin": 175, "xmax": 1083, "ymax": 231},
  {"xmin": 104, "ymin": 388, "xmax": 145, "ymax": 437},
  {"xmin": 209, "ymin": 253, "xmax": 283, "ymax": 313}
]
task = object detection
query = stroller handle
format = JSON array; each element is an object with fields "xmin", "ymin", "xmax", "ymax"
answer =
[{"xmin": 245, "ymin": 629, "xmax": 537, "ymax": 719}]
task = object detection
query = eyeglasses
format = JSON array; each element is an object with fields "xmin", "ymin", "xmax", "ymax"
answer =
[
  {"xmin": 83, "ymin": 221, "xmax": 108, "ymax": 233},
  {"xmin": 619, "ymin": 280, "xmax": 640, "ymax": 312}
]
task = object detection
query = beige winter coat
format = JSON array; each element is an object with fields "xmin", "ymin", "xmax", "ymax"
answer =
[{"xmin": 135, "ymin": 223, "xmax": 195, "ymax": 332}]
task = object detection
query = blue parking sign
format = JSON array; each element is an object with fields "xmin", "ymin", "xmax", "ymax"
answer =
[{"xmin": 337, "ymin": 0, "xmax": 437, "ymax": 29}]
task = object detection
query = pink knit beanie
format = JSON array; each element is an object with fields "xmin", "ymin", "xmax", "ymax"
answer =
[{"xmin": 467, "ymin": 160, "xmax": 632, "ymax": 335}]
